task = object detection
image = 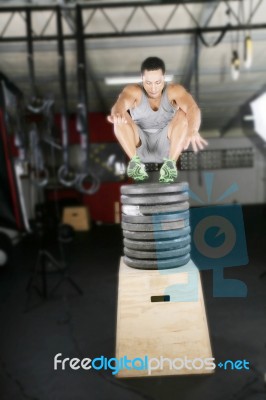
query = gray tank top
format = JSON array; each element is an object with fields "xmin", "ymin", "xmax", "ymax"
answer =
[{"xmin": 129, "ymin": 84, "xmax": 178, "ymax": 132}]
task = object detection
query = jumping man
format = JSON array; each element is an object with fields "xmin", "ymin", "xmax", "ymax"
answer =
[{"xmin": 107, "ymin": 57, "xmax": 208, "ymax": 183}]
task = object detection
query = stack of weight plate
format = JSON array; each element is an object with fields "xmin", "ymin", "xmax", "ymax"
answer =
[{"xmin": 121, "ymin": 182, "xmax": 191, "ymax": 270}]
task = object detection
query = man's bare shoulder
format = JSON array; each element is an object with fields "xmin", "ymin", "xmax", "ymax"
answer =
[
  {"xmin": 120, "ymin": 84, "xmax": 142, "ymax": 108},
  {"xmin": 122, "ymin": 84, "xmax": 142, "ymax": 97},
  {"xmin": 167, "ymin": 83, "xmax": 187, "ymax": 98}
]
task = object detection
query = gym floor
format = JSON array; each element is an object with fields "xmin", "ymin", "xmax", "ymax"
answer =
[{"xmin": 0, "ymin": 205, "xmax": 266, "ymax": 400}]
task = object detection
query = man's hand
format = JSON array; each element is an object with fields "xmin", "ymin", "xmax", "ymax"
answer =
[
  {"xmin": 107, "ymin": 113, "xmax": 128, "ymax": 124},
  {"xmin": 183, "ymin": 132, "xmax": 208, "ymax": 153}
]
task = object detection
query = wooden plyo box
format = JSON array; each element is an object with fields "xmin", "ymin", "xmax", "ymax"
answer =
[
  {"xmin": 62, "ymin": 206, "xmax": 90, "ymax": 231},
  {"xmin": 116, "ymin": 258, "xmax": 213, "ymax": 378}
]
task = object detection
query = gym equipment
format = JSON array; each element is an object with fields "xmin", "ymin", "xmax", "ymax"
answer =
[
  {"xmin": 0, "ymin": 232, "xmax": 13, "ymax": 268},
  {"xmin": 123, "ymin": 226, "xmax": 191, "ymax": 240},
  {"xmin": 122, "ymin": 210, "xmax": 189, "ymax": 223},
  {"xmin": 121, "ymin": 219, "xmax": 189, "ymax": 232},
  {"xmin": 58, "ymin": 224, "xmax": 75, "ymax": 243},
  {"xmin": 56, "ymin": 7, "xmax": 77, "ymax": 188},
  {"xmin": 121, "ymin": 182, "xmax": 188, "ymax": 195},
  {"xmin": 123, "ymin": 235, "xmax": 191, "ymax": 251},
  {"xmin": 29, "ymin": 123, "xmax": 49, "ymax": 187},
  {"xmin": 120, "ymin": 182, "xmax": 191, "ymax": 270},
  {"xmin": 116, "ymin": 182, "xmax": 213, "ymax": 377},
  {"xmin": 26, "ymin": 10, "xmax": 51, "ymax": 188},
  {"xmin": 122, "ymin": 202, "xmax": 189, "ymax": 215},
  {"xmin": 117, "ymin": 186, "xmax": 212, "ymax": 377},
  {"xmin": 75, "ymin": 5, "xmax": 99, "ymax": 195},
  {"xmin": 1, "ymin": 80, "xmax": 27, "ymax": 165},
  {"xmin": 26, "ymin": 9, "xmax": 46, "ymax": 115},
  {"xmin": 26, "ymin": 219, "xmax": 82, "ymax": 309},
  {"xmin": 115, "ymin": 258, "xmax": 213, "ymax": 377},
  {"xmin": 124, "ymin": 245, "xmax": 191, "ymax": 259},
  {"xmin": 87, "ymin": 143, "xmax": 126, "ymax": 182},
  {"xmin": 123, "ymin": 253, "xmax": 190, "ymax": 269},
  {"xmin": 0, "ymin": 81, "xmax": 25, "ymax": 230},
  {"xmin": 121, "ymin": 193, "xmax": 188, "ymax": 205}
]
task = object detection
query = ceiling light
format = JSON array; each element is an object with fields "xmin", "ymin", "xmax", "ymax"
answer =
[
  {"xmin": 244, "ymin": 35, "xmax": 253, "ymax": 69},
  {"xmin": 243, "ymin": 115, "xmax": 254, "ymax": 121},
  {"xmin": 105, "ymin": 75, "xmax": 174, "ymax": 85}
]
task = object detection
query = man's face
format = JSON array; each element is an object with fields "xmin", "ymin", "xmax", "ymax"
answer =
[{"xmin": 142, "ymin": 69, "xmax": 165, "ymax": 99}]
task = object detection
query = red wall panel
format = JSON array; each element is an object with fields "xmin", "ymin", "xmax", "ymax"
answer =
[
  {"xmin": 82, "ymin": 182, "xmax": 123, "ymax": 224},
  {"xmin": 54, "ymin": 112, "xmax": 115, "ymax": 144}
]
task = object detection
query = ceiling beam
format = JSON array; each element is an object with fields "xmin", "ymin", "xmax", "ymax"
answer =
[
  {"xmin": 2, "ymin": 31, "xmax": 266, "ymax": 52},
  {"xmin": 0, "ymin": 1, "xmax": 237, "ymax": 13},
  {"xmin": 1, "ymin": 22, "xmax": 266, "ymax": 42}
]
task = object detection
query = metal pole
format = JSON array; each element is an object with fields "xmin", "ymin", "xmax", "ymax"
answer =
[
  {"xmin": 57, "ymin": 6, "xmax": 77, "ymax": 187},
  {"xmin": 194, "ymin": 32, "xmax": 202, "ymax": 186},
  {"xmin": 74, "ymin": 4, "xmax": 100, "ymax": 194},
  {"xmin": 25, "ymin": 9, "xmax": 36, "ymax": 98},
  {"xmin": 76, "ymin": 4, "xmax": 89, "ymax": 140},
  {"xmin": 194, "ymin": 32, "xmax": 199, "ymax": 103},
  {"xmin": 56, "ymin": 6, "xmax": 68, "ymax": 115}
]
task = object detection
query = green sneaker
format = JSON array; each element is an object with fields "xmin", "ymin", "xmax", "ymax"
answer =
[
  {"xmin": 127, "ymin": 155, "xmax": 148, "ymax": 181},
  {"xmin": 159, "ymin": 158, "xmax": 178, "ymax": 183}
]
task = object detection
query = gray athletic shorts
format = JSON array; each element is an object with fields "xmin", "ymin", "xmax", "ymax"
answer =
[{"xmin": 136, "ymin": 126, "xmax": 170, "ymax": 163}]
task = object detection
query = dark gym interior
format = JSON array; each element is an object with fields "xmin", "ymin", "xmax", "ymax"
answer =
[{"xmin": 0, "ymin": 1, "xmax": 266, "ymax": 399}]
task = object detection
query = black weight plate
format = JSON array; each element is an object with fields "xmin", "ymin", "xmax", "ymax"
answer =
[
  {"xmin": 123, "ymin": 235, "xmax": 191, "ymax": 251},
  {"xmin": 122, "ymin": 210, "xmax": 189, "ymax": 224},
  {"xmin": 122, "ymin": 219, "xmax": 189, "ymax": 232},
  {"xmin": 121, "ymin": 193, "xmax": 188, "ymax": 205},
  {"xmin": 0, "ymin": 232, "xmax": 13, "ymax": 267},
  {"xmin": 123, "ymin": 254, "xmax": 190, "ymax": 270},
  {"xmin": 123, "ymin": 226, "xmax": 191, "ymax": 240},
  {"xmin": 121, "ymin": 182, "xmax": 189, "ymax": 195},
  {"xmin": 122, "ymin": 202, "xmax": 189, "ymax": 216},
  {"xmin": 124, "ymin": 245, "xmax": 191, "ymax": 259}
]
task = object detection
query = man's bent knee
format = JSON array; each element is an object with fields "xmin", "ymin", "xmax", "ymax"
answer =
[{"xmin": 113, "ymin": 122, "xmax": 140, "ymax": 147}]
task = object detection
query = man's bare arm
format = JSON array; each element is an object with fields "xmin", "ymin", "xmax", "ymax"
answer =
[
  {"xmin": 107, "ymin": 85, "xmax": 141, "ymax": 124},
  {"xmin": 169, "ymin": 84, "xmax": 200, "ymax": 134},
  {"xmin": 169, "ymin": 84, "xmax": 208, "ymax": 152}
]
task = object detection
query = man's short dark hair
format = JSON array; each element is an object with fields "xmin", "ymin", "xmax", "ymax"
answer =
[{"xmin": 141, "ymin": 57, "xmax": 165, "ymax": 74}]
